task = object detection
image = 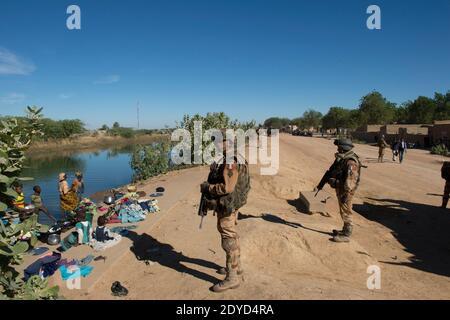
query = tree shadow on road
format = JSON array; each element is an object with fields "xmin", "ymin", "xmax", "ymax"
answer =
[
  {"xmin": 354, "ymin": 198, "xmax": 450, "ymax": 277},
  {"xmin": 239, "ymin": 212, "xmax": 332, "ymax": 236},
  {"xmin": 124, "ymin": 231, "xmax": 221, "ymax": 285}
]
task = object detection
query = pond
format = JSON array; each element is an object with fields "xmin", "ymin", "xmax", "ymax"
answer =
[{"xmin": 21, "ymin": 146, "xmax": 136, "ymax": 224}]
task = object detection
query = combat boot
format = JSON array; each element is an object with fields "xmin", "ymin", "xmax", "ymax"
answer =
[
  {"xmin": 212, "ymin": 271, "xmax": 240, "ymax": 293},
  {"xmin": 332, "ymin": 224, "xmax": 353, "ymax": 243},
  {"xmin": 218, "ymin": 267, "xmax": 244, "ymax": 275},
  {"xmin": 332, "ymin": 228, "xmax": 344, "ymax": 236}
]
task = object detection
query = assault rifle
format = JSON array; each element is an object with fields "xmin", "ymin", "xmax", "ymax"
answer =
[
  {"xmin": 315, "ymin": 161, "xmax": 337, "ymax": 197},
  {"xmin": 198, "ymin": 193, "xmax": 208, "ymax": 229}
]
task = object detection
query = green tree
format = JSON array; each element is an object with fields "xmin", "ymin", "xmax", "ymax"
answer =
[
  {"xmin": 321, "ymin": 107, "xmax": 351, "ymax": 130},
  {"xmin": 434, "ymin": 91, "xmax": 450, "ymax": 120},
  {"xmin": 263, "ymin": 117, "xmax": 290, "ymax": 129},
  {"xmin": 405, "ymin": 96, "xmax": 436, "ymax": 124},
  {"xmin": 358, "ymin": 91, "xmax": 396, "ymax": 125},
  {"xmin": 302, "ymin": 109, "xmax": 323, "ymax": 130}
]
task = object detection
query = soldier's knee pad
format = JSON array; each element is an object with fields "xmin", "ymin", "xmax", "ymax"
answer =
[{"xmin": 222, "ymin": 237, "xmax": 238, "ymax": 253}]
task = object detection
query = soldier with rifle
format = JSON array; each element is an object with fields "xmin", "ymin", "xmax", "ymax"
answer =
[
  {"xmin": 315, "ymin": 138, "xmax": 362, "ymax": 243},
  {"xmin": 199, "ymin": 129, "xmax": 251, "ymax": 292}
]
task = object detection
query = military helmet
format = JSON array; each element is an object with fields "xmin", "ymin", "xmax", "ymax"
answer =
[{"xmin": 334, "ymin": 138, "xmax": 354, "ymax": 151}]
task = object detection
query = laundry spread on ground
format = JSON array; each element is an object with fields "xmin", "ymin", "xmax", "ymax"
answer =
[{"xmin": 17, "ymin": 186, "xmax": 164, "ymax": 286}]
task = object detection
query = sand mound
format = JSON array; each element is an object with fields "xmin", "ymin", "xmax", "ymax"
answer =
[{"xmin": 240, "ymin": 216, "xmax": 377, "ymax": 284}]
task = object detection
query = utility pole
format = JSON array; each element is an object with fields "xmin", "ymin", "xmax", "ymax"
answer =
[{"xmin": 137, "ymin": 101, "xmax": 140, "ymax": 129}]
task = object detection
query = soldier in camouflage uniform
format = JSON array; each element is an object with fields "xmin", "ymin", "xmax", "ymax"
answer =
[
  {"xmin": 200, "ymin": 131, "xmax": 250, "ymax": 292},
  {"xmin": 328, "ymin": 139, "xmax": 361, "ymax": 243},
  {"xmin": 377, "ymin": 135, "xmax": 388, "ymax": 163}
]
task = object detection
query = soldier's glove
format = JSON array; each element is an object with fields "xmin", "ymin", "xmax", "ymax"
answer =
[{"xmin": 200, "ymin": 182, "xmax": 210, "ymax": 194}]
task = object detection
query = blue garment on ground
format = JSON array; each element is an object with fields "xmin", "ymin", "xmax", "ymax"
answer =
[
  {"xmin": 59, "ymin": 264, "xmax": 94, "ymax": 281},
  {"xmin": 31, "ymin": 247, "xmax": 49, "ymax": 256},
  {"xmin": 24, "ymin": 252, "xmax": 61, "ymax": 281},
  {"xmin": 118, "ymin": 204, "xmax": 146, "ymax": 223}
]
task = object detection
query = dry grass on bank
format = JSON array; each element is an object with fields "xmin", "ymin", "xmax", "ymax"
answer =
[{"xmin": 27, "ymin": 134, "xmax": 170, "ymax": 154}]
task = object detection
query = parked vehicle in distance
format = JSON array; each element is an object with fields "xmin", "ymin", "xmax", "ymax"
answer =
[{"xmin": 292, "ymin": 130, "xmax": 313, "ymax": 137}]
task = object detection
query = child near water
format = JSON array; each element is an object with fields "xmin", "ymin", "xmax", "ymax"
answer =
[
  {"xmin": 90, "ymin": 215, "xmax": 122, "ymax": 251},
  {"xmin": 12, "ymin": 183, "xmax": 25, "ymax": 210},
  {"xmin": 30, "ymin": 186, "xmax": 57, "ymax": 224},
  {"xmin": 94, "ymin": 216, "xmax": 114, "ymax": 242},
  {"xmin": 72, "ymin": 171, "xmax": 85, "ymax": 201}
]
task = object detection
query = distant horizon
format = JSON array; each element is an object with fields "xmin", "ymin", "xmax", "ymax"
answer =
[{"xmin": 1, "ymin": 0, "xmax": 450, "ymax": 129}]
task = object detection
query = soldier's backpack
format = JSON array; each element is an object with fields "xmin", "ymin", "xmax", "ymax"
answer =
[
  {"xmin": 233, "ymin": 161, "xmax": 251, "ymax": 209},
  {"xmin": 220, "ymin": 160, "xmax": 251, "ymax": 214},
  {"xmin": 441, "ymin": 162, "xmax": 450, "ymax": 180}
]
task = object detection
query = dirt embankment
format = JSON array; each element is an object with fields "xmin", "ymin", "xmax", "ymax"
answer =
[
  {"xmin": 27, "ymin": 134, "xmax": 169, "ymax": 155},
  {"xmin": 60, "ymin": 134, "xmax": 450, "ymax": 300}
]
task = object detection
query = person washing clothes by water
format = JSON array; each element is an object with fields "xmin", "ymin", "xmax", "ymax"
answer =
[
  {"xmin": 30, "ymin": 185, "xmax": 57, "ymax": 224},
  {"xmin": 72, "ymin": 171, "xmax": 85, "ymax": 201},
  {"xmin": 58, "ymin": 172, "xmax": 79, "ymax": 220}
]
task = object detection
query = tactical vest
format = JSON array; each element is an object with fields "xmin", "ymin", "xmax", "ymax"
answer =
[
  {"xmin": 208, "ymin": 159, "xmax": 251, "ymax": 215},
  {"xmin": 331, "ymin": 151, "xmax": 362, "ymax": 190}
]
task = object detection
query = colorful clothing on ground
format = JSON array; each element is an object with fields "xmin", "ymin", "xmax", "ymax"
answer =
[{"xmin": 75, "ymin": 221, "xmax": 93, "ymax": 244}]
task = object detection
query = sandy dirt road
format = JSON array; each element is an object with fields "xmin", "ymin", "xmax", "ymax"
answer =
[{"xmin": 63, "ymin": 134, "xmax": 450, "ymax": 300}]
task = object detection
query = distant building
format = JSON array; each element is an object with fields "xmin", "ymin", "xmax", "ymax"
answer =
[
  {"xmin": 351, "ymin": 123, "xmax": 432, "ymax": 147},
  {"xmin": 352, "ymin": 125, "xmax": 384, "ymax": 142},
  {"xmin": 431, "ymin": 120, "xmax": 450, "ymax": 147}
]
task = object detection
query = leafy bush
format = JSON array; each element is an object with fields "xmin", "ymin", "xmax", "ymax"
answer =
[
  {"xmin": 40, "ymin": 118, "xmax": 85, "ymax": 140},
  {"xmin": 431, "ymin": 144, "xmax": 449, "ymax": 156},
  {"xmin": 177, "ymin": 112, "xmax": 256, "ymax": 164},
  {"xmin": 0, "ymin": 106, "xmax": 59, "ymax": 300},
  {"xmin": 108, "ymin": 126, "xmax": 136, "ymax": 139},
  {"xmin": 130, "ymin": 141, "xmax": 170, "ymax": 182}
]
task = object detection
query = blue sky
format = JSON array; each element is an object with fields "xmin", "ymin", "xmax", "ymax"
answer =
[{"xmin": 1, "ymin": 0, "xmax": 450, "ymax": 129}]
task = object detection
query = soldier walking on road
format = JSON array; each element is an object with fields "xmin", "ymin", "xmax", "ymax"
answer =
[
  {"xmin": 378, "ymin": 135, "xmax": 389, "ymax": 163},
  {"xmin": 199, "ymin": 130, "xmax": 251, "ymax": 292}
]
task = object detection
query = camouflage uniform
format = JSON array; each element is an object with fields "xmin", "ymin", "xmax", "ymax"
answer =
[
  {"xmin": 205, "ymin": 158, "xmax": 243, "ymax": 292},
  {"xmin": 329, "ymin": 139, "xmax": 361, "ymax": 243},
  {"xmin": 378, "ymin": 137, "xmax": 388, "ymax": 163},
  {"xmin": 335, "ymin": 157, "xmax": 360, "ymax": 228}
]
